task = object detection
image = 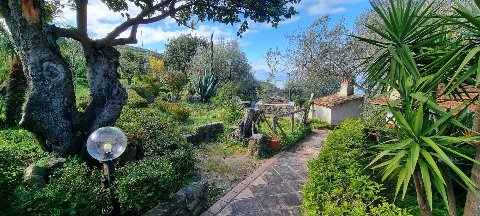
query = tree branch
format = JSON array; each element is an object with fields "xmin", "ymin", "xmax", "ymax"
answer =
[
  {"xmin": 76, "ymin": 0, "xmax": 88, "ymax": 36},
  {"xmin": 52, "ymin": 26, "xmax": 93, "ymax": 53},
  {"xmin": 107, "ymin": 25, "xmax": 139, "ymax": 46},
  {"xmin": 95, "ymin": 0, "xmax": 176, "ymax": 46}
]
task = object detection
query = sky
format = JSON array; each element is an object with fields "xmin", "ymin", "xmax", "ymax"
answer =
[{"xmin": 56, "ymin": 0, "xmax": 371, "ymax": 87}]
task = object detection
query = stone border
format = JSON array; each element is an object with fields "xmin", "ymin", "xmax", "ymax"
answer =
[
  {"xmin": 201, "ymin": 153, "xmax": 283, "ymax": 215},
  {"xmin": 185, "ymin": 122, "xmax": 224, "ymax": 145},
  {"xmin": 144, "ymin": 180, "xmax": 208, "ymax": 216}
]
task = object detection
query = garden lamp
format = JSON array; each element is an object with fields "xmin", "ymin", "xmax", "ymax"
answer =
[{"xmin": 87, "ymin": 127, "xmax": 127, "ymax": 216}]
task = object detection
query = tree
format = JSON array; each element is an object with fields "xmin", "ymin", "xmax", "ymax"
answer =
[
  {"xmin": 118, "ymin": 47, "xmax": 148, "ymax": 85},
  {"xmin": 281, "ymin": 16, "xmax": 363, "ymax": 98},
  {"xmin": 164, "ymin": 34, "xmax": 208, "ymax": 75},
  {"xmin": 0, "ymin": 0, "xmax": 299, "ymax": 157},
  {"xmin": 189, "ymin": 39, "xmax": 256, "ymax": 95}
]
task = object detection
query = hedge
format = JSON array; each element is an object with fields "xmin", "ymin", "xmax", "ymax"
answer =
[{"xmin": 302, "ymin": 119, "xmax": 409, "ymax": 215}]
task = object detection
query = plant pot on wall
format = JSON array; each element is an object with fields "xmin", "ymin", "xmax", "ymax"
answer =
[{"xmin": 267, "ymin": 137, "xmax": 281, "ymax": 152}]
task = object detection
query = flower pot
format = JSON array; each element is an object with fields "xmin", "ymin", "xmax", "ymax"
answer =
[{"xmin": 267, "ymin": 137, "xmax": 281, "ymax": 152}]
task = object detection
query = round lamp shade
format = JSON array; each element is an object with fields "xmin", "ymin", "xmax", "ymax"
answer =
[{"xmin": 87, "ymin": 127, "xmax": 127, "ymax": 162}]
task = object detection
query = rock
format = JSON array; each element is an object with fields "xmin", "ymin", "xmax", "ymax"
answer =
[
  {"xmin": 47, "ymin": 157, "xmax": 66, "ymax": 169},
  {"xmin": 248, "ymin": 134, "xmax": 268, "ymax": 157},
  {"xmin": 144, "ymin": 180, "xmax": 208, "ymax": 216},
  {"xmin": 24, "ymin": 165, "xmax": 47, "ymax": 181}
]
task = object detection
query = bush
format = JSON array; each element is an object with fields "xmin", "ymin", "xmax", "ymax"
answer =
[
  {"xmin": 213, "ymin": 82, "xmax": 244, "ymax": 124},
  {"xmin": 155, "ymin": 99, "xmax": 191, "ymax": 121},
  {"xmin": 5, "ymin": 57, "xmax": 27, "ymax": 126},
  {"xmin": 116, "ymin": 153, "xmax": 194, "ymax": 215},
  {"xmin": 127, "ymin": 88, "xmax": 148, "ymax": 108},
  {"xmin": 9, "ymin": 157, "xmax": 108, "ymax": 215},
  {"xmin": 0, "ymin": 129, "xmax": 43, "ymax": 162},
  {"xmin": 0, "ymin": 147, "xmax": 23, "ymax": 213},
  {"xmin": 302, "ymin": 119, "xmax": 409, "ymax": 215}
]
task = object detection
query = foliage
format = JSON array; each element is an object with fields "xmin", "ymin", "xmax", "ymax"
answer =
[
  {"xmin": 356, "ymin": 0, "xmax": 480, "ymax": 214},
  {"xmin": 302, "ymin": 119, "xmax": 409, "ymax": 215},
  {"xmin": 126, "ymin": 88, "xmax": 149, "ymax": 109},
  {"xmin": 8, "ymin": 157, "xmax": 107, "ymax": 216},
  {"xmin": 309, "ymin": 119, "xmax": 328, "ymax": 129},
  {"xmin": 189, "ymin": 39, "xmax": 257, "ymax": 95},
  {"xmin": 4, "ymin": 57, "xmax": 26, "ymax": 126},
  {"xmin": 118, "ymin": 47, "xmax": 148, "ymax": 85},
  {"xmin": 213, "ymin": 82, "xmax": 244, "ymax": 123},
  {"xmin": 0, "ymin": 128, "xmax": 43, "ymax": 162},
  {"xmin": 164, "ymin": 34, "xmax": 208, "ymax": 73},
  {"xmin": 116, "ymin": 153, "xmax": 194, "ymax": 215},
  {"xmin": 280, "ymin": 16, "xmax": 362, "ymax": 98},
  {"xmin": 160, "ymin": 70, "xmax": 188, "ymax": 102},
  {"xmin": 0, "ymin": 22, "xmax": 15, "ymax": 84},
  {"xmin": 259, "ymin": 116, "xmax": 312, "ymax": 152},
  {"xmin": 196, "ymin": 70, "xmax": 220, "ymax": 102},
  {"xmin": 58, "ymin": 38, "xmax": 87, "ymax": 81},
  {"xmin": 155, "ymin": 99, "xmax": 191, "ymax": 122},
  {"xmin": 0, "ymin": 147, "xmax": 23, "ymax": 212}
]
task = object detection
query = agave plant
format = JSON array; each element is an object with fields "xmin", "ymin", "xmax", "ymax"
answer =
[{"xmin": 196, "ymin": 70, "xmax": 219, "ymax": 102}]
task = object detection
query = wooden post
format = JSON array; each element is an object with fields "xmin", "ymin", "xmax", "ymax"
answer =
[
  {"xmin": 272, "ymin": 116, "xmax": 277, "ymax": 136},
  {"xmin": 291, "ymin": 113, "xmax": 294, "ymax": 133}
]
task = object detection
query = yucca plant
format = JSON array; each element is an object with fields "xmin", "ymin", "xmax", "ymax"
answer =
[
  {"xmin": 439, "ymin": 1, "xmax": 480, "ymax": 215},
  {"xmin": 196, "ymin": 70, "xmax": 219, "ymax": 102},
  {"xmin": 357, "ymin": 0, "xmax": 480, "ymax": 215}
]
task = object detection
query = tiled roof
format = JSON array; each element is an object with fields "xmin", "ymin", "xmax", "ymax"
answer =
[
  {"xmin": 313, "ymin": 94, "xmax": 364, "ymax": 107},
  {"xmin": 372, "ymin": 84, "xmax": 478, "ymax": 110}
]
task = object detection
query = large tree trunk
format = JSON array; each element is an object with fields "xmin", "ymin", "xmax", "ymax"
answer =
[
  {"xmin": 0, "ymin": 0, "xmax": 127, "ymax": 158},
  {"xmin": 413, "ymin": 169, "xmax": 433, "ymax": 216},
  {"xmin": 464, "ymin": 89, "xmax": 480, "ymax": 216}
]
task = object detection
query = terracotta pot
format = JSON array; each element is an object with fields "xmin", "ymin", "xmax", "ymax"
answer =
[{"xmin": 267, "ymin": 137, "xmax": 281, "ymax": 152}]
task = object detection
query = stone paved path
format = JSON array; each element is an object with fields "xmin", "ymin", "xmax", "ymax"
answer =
[{"xmin": 202, "ymin": 130, "xmax": 330, "ymax": 216}]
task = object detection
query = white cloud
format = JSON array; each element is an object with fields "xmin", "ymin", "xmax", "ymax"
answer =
[
  {"xmin": 298, "ymin": 0, "xmax": 366, "ymax": 16},
  {"xmin": 55, "ymin": 0, "xmax": 234, "ymax": 45}
]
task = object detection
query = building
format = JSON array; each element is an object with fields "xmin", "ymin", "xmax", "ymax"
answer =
[{"xmin": 309, "ymin": 79, "xmax": 364, "ymax": 125}]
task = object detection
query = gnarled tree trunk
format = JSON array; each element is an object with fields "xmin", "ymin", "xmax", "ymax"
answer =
[{"xmin": 0, "ymin": 0, "xmax": 127, "ymax": 158}]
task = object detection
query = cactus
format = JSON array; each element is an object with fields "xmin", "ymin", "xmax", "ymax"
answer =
[{"xmin": 196, "ymin": 70, "xmax": 219, "ymax": 102}]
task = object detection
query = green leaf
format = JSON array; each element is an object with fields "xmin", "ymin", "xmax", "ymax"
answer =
[
  {"xmin": 420, "ymin": 149, "xmax": 445, "ymax": 185},
  {"xmin": 419, "ymin": 159, "xmax": 432, "ymax": 210}
]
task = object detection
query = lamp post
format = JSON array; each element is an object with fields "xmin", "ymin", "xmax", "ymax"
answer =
[{"xmin": 87, "ymin": 127, "xmax": 127, "ymax": 216}]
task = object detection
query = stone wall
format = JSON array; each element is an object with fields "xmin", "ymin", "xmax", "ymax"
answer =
[
  {"xmin": 185, "ymin": 122, "xmax": 224, "ymax": 145},
  {"xmin": 256, "ymin": 104, "xmax": 296, "ymax": 115},
  {"xmin": 144, "ymin": 180, "xmax": 208, "ymax": 216}
]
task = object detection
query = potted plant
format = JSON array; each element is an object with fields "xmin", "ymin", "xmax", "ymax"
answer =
[{"xmin": 267, "ymin": 136, "xmax": 281, "ymax": 152}]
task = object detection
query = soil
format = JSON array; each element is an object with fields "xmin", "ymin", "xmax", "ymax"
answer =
[{"xmin": 194, "ymin": 142, "xmax": 266, "ymax": 206}]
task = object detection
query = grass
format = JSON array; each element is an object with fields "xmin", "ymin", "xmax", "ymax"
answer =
[{"xmin": 259, "ymin": 116, "xmax": 313, "ymax": 151}]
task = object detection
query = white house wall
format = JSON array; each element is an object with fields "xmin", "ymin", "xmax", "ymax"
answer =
[
  {"xmin": 311, "ymin": 104, "xmax": 332, "ymax": 124},
  {"xmin": 330, "ymin": 98, "xmax": 364, "ymax": 125}
]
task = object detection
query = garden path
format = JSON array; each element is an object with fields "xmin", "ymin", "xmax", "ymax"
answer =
[{"xmin": 201, "ymin": 129, "xmax": 330, "ymax": 216}]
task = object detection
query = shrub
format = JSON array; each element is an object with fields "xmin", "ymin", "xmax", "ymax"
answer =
[
  {"xmin": 302, "ymin": 119, "xmax": 409, "ymax": 215},
  {"xmin": 9, "ymin": 157, "xmax": 108, "ymax": 215},
  {"xmin": 127, "ymin": 88, "xmax": 148, "ymax": 108},
  {"xmin": 0, "ymin": 147, "xmax": 23, "ymax": 213},
  {"xmin": 116, "ymin": 153, "xmax": 194, "ymax": 215},
  {"xmin": 155, "ymin": 99, "xmax": 191, "ymax": 121},
  {"xmin": 0, "ymin": 129, "xmax": 43, "ymax": 162},
  {"xmin": 213, "ymin": 82, "xmax": 244, "ymax": 124}
]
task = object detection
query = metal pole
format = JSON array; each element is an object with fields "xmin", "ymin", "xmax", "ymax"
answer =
[{"xmin": 103, "ymin": 161, "xmax": 120, "ymax": 216}]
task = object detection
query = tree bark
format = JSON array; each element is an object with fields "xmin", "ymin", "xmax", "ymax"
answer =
[
  {"xmin": 464, "ymin": 88, "xmax": 480, "ymax": 216},
  {"xmin": 0, "ymin": 0, "xmax": 127, "ymax": 158},
  {"xmin": 413, "ymin": 169, "xmax": 433, "ymax": 216}
]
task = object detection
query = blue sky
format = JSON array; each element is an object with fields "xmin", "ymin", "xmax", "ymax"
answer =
[{"xmin": 57, "ymin": 0, "xmax": 371, "ymax": 86}]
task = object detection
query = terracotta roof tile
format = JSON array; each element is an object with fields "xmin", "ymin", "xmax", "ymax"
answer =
[{"xmin": 313, "ymin": 94, "xmax": 364, "ymax": 107}]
